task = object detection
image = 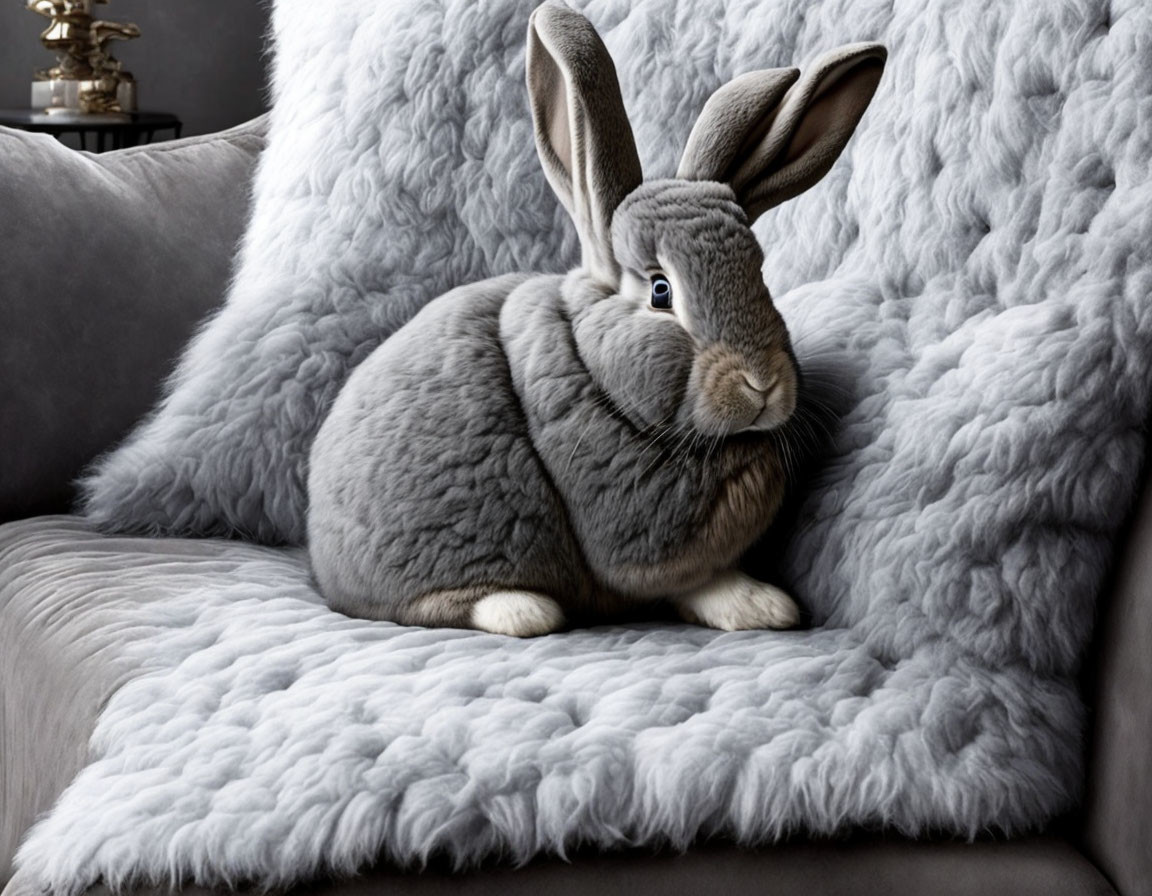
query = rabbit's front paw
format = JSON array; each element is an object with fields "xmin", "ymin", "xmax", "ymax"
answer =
[
  {"xmin": 471, "ymin": 590, "xmax": 565, "ymax": 637},
  {"xmin": 674, "ymin": 571, "xmax": 799, "ymax": 631}
]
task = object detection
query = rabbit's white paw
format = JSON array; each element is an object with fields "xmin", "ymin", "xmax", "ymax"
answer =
[
  {"xmin": 471, "ymin": 591, "xmax": 565, "ymax": 637},
  {"xmin": 675, "ymin": 571, "xmax": 799, "ymax": 631}
]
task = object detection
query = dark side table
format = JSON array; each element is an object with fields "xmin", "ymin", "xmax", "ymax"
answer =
[{"xmin": 0, "ymin": 109, "xmax": 182, "ymax": 152}]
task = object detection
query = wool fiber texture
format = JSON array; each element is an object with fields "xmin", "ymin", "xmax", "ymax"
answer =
[
  {"xmin": 31, "ymin": 0, "xmax": 1152, "ymax": 892},
  {"xmin": 5, "ymin": 518, "xmax": 1085, "ymax": 894}
]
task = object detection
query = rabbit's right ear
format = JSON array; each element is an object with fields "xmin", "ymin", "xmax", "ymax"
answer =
[
  {"xmin": 527, "ymin": 3, "xmax": 643, "ymax": 284},
  {"xmin": 678, "ymin": 44, "xmax": 886, "ymax": 222}
]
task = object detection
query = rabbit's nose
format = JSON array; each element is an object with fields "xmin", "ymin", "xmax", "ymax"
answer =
[{"xmin": 739, "ymin": 372, "xmax": 776, "ymax": 405}]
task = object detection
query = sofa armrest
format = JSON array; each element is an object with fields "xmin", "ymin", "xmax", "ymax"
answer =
[
  {"xmin": 0, "ymin": 115, "xmax": 268, "ymax": 523},
  {"xmin": 1083, "ymin": 447, "xmax": 1152, "ymax": 896}
]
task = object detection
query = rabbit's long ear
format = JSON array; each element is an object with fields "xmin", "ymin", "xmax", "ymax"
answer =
[
  {"xmin": 678, "ymin": 43, "xmax": 886, "ymax": 222},
  {"xmin": 527, "ymin": 3, "xmax": 642, "ymax": 283}
]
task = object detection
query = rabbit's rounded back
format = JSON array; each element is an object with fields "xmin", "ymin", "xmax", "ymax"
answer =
[{"xmin": 307, "ymin": 3, "xmax": 886, "ymax": 633}]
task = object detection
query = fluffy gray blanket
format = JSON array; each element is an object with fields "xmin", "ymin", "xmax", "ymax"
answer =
[
  {"xmin": 12, "ymin": 0, "xmax": 1152, "ymax": 892},
  {"xmin": 5, "ymin": 519, "xmax": 1081, "ymax": 894}
]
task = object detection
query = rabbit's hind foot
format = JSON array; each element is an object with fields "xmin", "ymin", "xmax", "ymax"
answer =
[
  {"xmin": 673, "ymin": 570, "xmax": 800, "ymax": 631},
  {"xmin": 399, "ymin": 587, "xmax": 564, "ymax": 636},
  {"xmin": 471, "ymin": 590, "xmax": 566, "ymax": 637}
]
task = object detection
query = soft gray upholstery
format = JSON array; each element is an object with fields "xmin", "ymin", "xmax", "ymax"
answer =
[
  {"xmin": 0, "ymin": 516, "xmax": 289, "ymax": 883},
  {"xmin": 1084, "ymin": 446, "xmax": 1152, "ymax": 896},
  {"xmin": 84, "ymin": 838, "xmax": 1115, "ymax": 896},
  {"xmin": 0, "ymin": 117, "xmax": 267, "ymax": 523}
]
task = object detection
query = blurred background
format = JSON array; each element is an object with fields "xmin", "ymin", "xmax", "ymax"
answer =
[{"xmin": 0, "ymin": 0, "xmax": 271, "ymax": 138}]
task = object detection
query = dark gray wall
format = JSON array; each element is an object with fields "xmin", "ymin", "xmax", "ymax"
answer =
[{"xmin": 0, "ymin": 0, "xmax": 271, "ymax": 138}]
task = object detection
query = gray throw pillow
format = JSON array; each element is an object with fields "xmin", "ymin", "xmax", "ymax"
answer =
[{"xmin": 0, "ymin": 116, "xmax": 267, "ymax": 522}]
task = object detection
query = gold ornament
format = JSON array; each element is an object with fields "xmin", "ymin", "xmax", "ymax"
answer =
[{"xmin": 28, "ymin": 0, "xmax": 140, "ymax": 115}]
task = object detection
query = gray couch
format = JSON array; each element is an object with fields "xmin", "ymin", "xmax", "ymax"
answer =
[{"xmin": 0, "ymin": 119, "xmax": 1148, "ymax": 896}]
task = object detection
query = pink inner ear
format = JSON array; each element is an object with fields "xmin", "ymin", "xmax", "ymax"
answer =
[
  {"xmin": 784, "ymin": 57, "xmax": 885, "ymax": 163},
  {"xmin": 528, "ymin": 24, "xmax": 576, "ymax": 195},
  {"xmin": 546, "ymin": 81, "xmax": 573, "ymax": 179},
  {"xmin": 735, "ymin": 52, "xmax": 885, "ymax": 218}
]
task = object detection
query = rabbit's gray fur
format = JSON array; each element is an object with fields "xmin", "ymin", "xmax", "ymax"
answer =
[{"xmin": 308, "ymin": 4, "xmax": 885, "ymax": 635}]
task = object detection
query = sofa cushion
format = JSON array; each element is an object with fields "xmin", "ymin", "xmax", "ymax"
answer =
[
  {"xmin": 3, "ymin": 511, "xmax": 1135, "ymax": 895},
  {"xmin": 0, "ymin": 516, "xmax": 265, "ymax": 882},
  {"xmin": 0, "ymin": 515, "xmax": 1091, "ymax": 893},
  {"xmin": 0, "ymin": 116, "xmax": 267, "ymax": 524}
]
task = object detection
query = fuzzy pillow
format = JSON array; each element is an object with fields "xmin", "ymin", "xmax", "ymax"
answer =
[
  {"xmin": 79, "ymin": 1, "xmax": 578, "ymax": 543},
  {"xmin": 0, "ymin": 117, "xmax": 266, "ymax": 523},
  {"xmin": 79, "ymin": 0, "xmax": 1151, "ymax": 678}
]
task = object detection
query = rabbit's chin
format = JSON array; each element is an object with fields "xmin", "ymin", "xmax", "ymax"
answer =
[
  {"xmin": 690, "ymin": 390, "xmax": 797, "ymax": 437},
  {"xmin": 746, "ymin": 397, "xmax": 797, "ymax": 432}
]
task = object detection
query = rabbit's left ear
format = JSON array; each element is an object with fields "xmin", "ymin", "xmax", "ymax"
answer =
[
  {"xmin": 678, "ymin": 43, "xmax": 887, "ymax": 222},
  {"xmin": 527, "ymin": 3, "xmax": 643, "ymax": 283}
]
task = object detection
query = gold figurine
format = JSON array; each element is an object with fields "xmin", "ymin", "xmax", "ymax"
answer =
[{"xmin": 28, "ymin": 0, "xmax": 140, "ymax": 115}]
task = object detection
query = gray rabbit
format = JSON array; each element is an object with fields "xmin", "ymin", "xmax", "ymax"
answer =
[{"xmin": 307, "ymin": 3, "xmax": 885, "ymax": 636}]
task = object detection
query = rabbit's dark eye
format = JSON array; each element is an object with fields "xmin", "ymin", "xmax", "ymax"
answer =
[{"xmin": 650, "ymin": 274, "xmax": 673, "ymax": 310}]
